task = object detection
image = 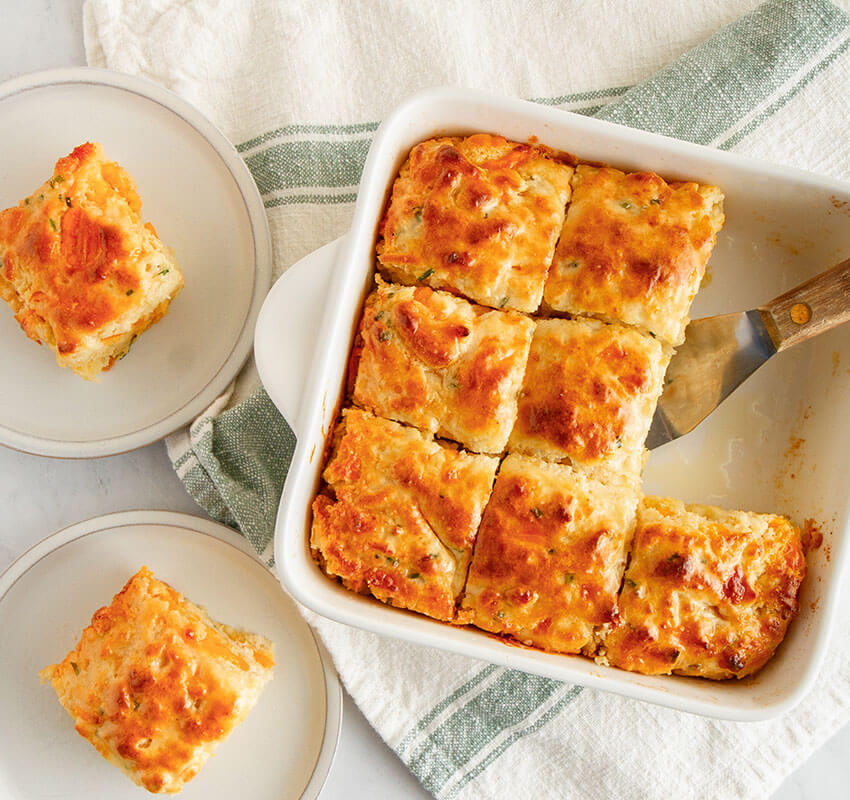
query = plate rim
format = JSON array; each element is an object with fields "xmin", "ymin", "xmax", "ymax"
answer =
[
  {"xmin": 0, "ymin": 509, "xmax": 341, "ymax": 800},
  {"xmin": 0, "ymin": 67, "xmax": 272, "ymax": 459}
]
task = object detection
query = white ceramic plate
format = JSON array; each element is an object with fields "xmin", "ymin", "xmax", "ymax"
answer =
[
  {"xmin": 0, "ymin": 68, "xmax": 272, "ymax": 457},
  {"xmin": 258, "ymin": 87, "xmax": 850, "ymax": 720},
  {"xmin": 0, "ymin": 511, "xmax": 341, "ymax": 800}
]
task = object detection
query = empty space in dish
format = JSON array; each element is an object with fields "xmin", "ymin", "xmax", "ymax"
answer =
[{"xmin": 270, "ymin": 87, "xmax": 850, "ymax": 720}]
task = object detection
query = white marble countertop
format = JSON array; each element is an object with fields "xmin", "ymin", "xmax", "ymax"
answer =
[{"xmin": 0, "ymin": 2, "xmax": 847, "ymax": 798}]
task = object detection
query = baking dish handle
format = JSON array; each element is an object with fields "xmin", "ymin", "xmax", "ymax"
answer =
[{"xmin": 254, "ymin": 236, "xmax": 345, "ymax": 433}]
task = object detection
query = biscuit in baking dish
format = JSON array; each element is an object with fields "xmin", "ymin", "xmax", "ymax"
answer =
[
  {"xmin": 376, "ymin": 134, "xmax": 573, "ymax": 313},
  {"xmin": 352, "ymin": 277, "xmax": 535, "ymax": 453},
  {"xmin": 507, "ymin": 317, "xmax": 668, "ymax": 484},
  {"xmin": 459, "ymin": 454, "xmax": 639, "ymax": 654},
  {"xmin": 39, "ymin": 566, "xmax": 274, "ymax": 794},
  {"xmin": 543, "ymin": 165, "xmax": 724, "ymax": 345},
  {"xmin": 600, "ymin": 496, "xmax": 806, "ymax": 679},
  {"xmin": 0, "ymin": 142, "xmax": 183, "ymax": 379},
  {"xmin": 311, "ymin": 407, "xmax": 498, "ymax": 621}
]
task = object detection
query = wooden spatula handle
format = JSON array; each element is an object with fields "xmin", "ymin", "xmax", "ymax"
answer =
[{"xmin": 758, "ymin": 258, "xmax": 850, "ymax": 352}]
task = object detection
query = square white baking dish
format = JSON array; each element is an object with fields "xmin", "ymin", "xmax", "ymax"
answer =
[{"xmin": 257, "ymin": 86, "xmax": 850, "ymax": 720}]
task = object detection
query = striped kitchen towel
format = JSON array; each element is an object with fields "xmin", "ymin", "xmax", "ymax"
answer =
[{"xmin": 85, "ymin": 0, "xmax": 850, "ymax": 798}]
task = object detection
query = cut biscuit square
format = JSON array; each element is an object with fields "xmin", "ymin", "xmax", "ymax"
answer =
[
  {"xmin": 600, "ymin": 496, "xmax": 806, "ymax": 679},
  {"xmin": 39, "ymin": 567, "xmax": 274, "ymax": 794},
  {"xmin": 543, "ymin": 165, "xmax": 724, "ymax": 345},
  {"xmin": 352, "ymin": 277, "xmax": 535, "ymax": 453},
  {"xmin": 459, "ymin": 454, "xmax": 639, "ymax": 654},
  {"xmin": 0, "ymin": 142, "xmax": 183, "ymax": 379},
  {"xmin": 376, "ymin": 134, "xmax": 573, "ymax": 313},
  {"xmin": 507, "ymin": 317, "xmax": 668, "ymax": 485},
  {"xmin": 311, "ymin": 408, "xmax": 499, "ymax": 622}
]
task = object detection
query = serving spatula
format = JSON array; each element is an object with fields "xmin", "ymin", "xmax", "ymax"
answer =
[{"xmin": 646, "ymin": 258, "xmax": 850, "ymax": 449}]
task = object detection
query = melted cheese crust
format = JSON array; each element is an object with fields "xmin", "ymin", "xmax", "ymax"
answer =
[
  {"xmin": 508, "ymin": 317, "xmax": 667, "ymax": 484},
  {"xmin": 40, "ymin": 567, "xmax": 274, "ymax": 794},
  {"xmin": 0, "ymin": 142, "xmax": 183, "ymax": 379},
  {"xmin": 376, "ymin": 134, "xmax": 573, "ymax": 313},
  {"xmin": 353, "ymin": 277, "xmax": 534, "ymax": 453},
  {"xmin": 312, "ymin": 408, "xmax": 498, "ymax": 621},
  {"xmin": 459, "ymin": 454, "xmax": 638, "ymax": 654},
  {"xmin": 543, "ymin": 165, "xmax": 724, "ymax": 345},
  {"xmin": 601, "ymin": 497, "xmax": 806, "ymax": 679}
]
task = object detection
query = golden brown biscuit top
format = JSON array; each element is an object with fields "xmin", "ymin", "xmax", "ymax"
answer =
[
  {"xmin": 0, "ymin": 142, "xmax": 168, "ymax": 355},
  {"xmin": 603, "ymin": 497, "xmax": 806, "ymax": 679},
  {"xmin": 508, "ymin": 318, "xmax": 667, "ymax": 481},
  {"xmin": 352, "ymin": 278, "xmax": 534, "ymax": 453},
  {"xmin": 376, "ymin": 134, "xmax": 573, "ymax": 312},
  {"xmin": 460, "ymin": 454, "xmax": 638, "ymax": 654},
  {"xmin": 311, "ymin": 408, "xmax": 498, "ymax": 621},
  {"xmin": 544, "ymin": 165, "xmax": 724, "ymax": 344},
  {"xmin": 40, "ymin": 567, "xmax": 273, "ymax": 794},
  {"xmin": 321, "ymin": 407, "xmax": 497, "ymax": 558}
]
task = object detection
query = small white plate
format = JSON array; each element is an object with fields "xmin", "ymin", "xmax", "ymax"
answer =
[
  {"xmin": 0, "ymin": 68, "xmax": 272, "ymax": 457},
  {"xmin": 0, "ymin": 511, "xmax": 341, "ymax": 800}
]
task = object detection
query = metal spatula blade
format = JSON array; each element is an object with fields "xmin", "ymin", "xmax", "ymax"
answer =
[{"xmin": 647, "ymin": 258, "xmax": 850, "ymax": 450}]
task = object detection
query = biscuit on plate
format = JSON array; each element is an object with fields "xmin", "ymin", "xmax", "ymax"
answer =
[
  {"xmin": 40, "ymin": 566, "xmax": 274, "ymax": 794},
  {"xmin": 507, "ymin": 317, "xmax": 668, "ymax": 485},
  {"xmin": 458, "ymin": 454, "xmax": 639, "ymax": 655},
  {"xmin": 311, "ymin": 407, "xmax": 498, "ymax": 621},
  {"xmin": 377, "ymin": 134, "xmax": 573, "ymax": 313},
  {"xmin": 352, "ymin": 277, "xmax": 534, "ymax": 453},
  {"xmin": 543, "ymin": 165, "xmax": 724, "ymax": 345},
  {"xmin": 0, "ymin": 142, "xmax": 184, "ymax": 379},
  {"xmin": 600, "ymin": 496, "xmax": 806, "ymax": 679}
]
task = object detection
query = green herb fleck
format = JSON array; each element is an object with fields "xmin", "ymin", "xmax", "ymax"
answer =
[
  {"xmin": 649, "ymin": 331, "xmax": 656, "ymax": 338},
  {"xmin": 378, "ymin": 330, "xmax": 391, "ymax": 342},
  {"xmin": 24, "ymin": 197, "xmax": 31, "ymax": 205},
  {"xmin": 48, "ymin": 175, "xmax": 64, "ymax": 188},
  {"xmin": 133, "ymin": 699, "xmax": 141, "ymax": 711},
  {"xmin": 547, "ymin": 548, "xmax": 556, "ymax": 555},
  {"xmin": 417, "ymin": 268, "xmax": 434, "ymax": 282},
  {"xmin": 126, "ymin": 289, "xmax": 134, "ymax": 296},
  {"xmin": 668, "ymin": 552, "xmax": 680, "ymax": 562},
  {"xmin": 414, "ymin": 207, "xmax": 423, "ymax": 223},
  {"xmin": 157, "ymin": 268, "xmax": 170, "ymax": 276},
  {"xmin": 427, "ymin": 553, "xmax": 439, "ymax": 560},
  {"xmin": 385, "ymin": 556, "xmax": 399, "ymax": 566},
  {"xmin": 670, "ymin": 649, "xmax": 681, "ymax": 661},
  {"xmin": 374, "ymin": 311, "xmax": 385, "ymax": 322},
  {"xmin": 48, "ymin": 218, "xmax": 57, "ymax": 231},
  {"xmin": 448, "ymin": 377, "xmax": 460, "ymax": 390},
  {"xmin": 498, "ymin": 296, "xmax": 509, "ymax": 308},
  {"xmin": 71, "ymin": 662, "xmax": 80, "ymax": 676},
  {"xmin": 650, "ymin": 197, "xmax": 662, "ymax": 205},
  {"xmin": 38, "ymin": 194, "xmax": 44, "ymax": 202},
  {"xmin": 65, "ymin": 196, "xmax": 72, "ymax": 207},
  {"xmin": 564, "ymin": 573, "xmax": 575, "ymax": 583},
  {"xmin": 568, "ymin": 260, "xmax": 580, "ymax": 269},
  {"xmin": 531, "ymin": 506, "xmax": 543, "ymax": 519},
  {"xmin": 621, "ymin": 200, "xmax": 632, "ymax": 209},
  {"xmin": 409, "ymin": 572, "xmax": 421, "ymax": 580},
  {"xmin": 665, "ymin": 376, "xmax": 674, "ymax": 386},
  {"xmin": 615, "ymin": 437, "xmax": 623, "ymax": 448},
  {"xmin": 119, "ymin": 334, "xmax": 138, "ymax": 360},
  {"xmin": 626, "ymin": 578, "xmax": 637, "ymax": 589},
  {"xmin": 495, "ymin": 611, "xmax": 505, "ymax": 619}
]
